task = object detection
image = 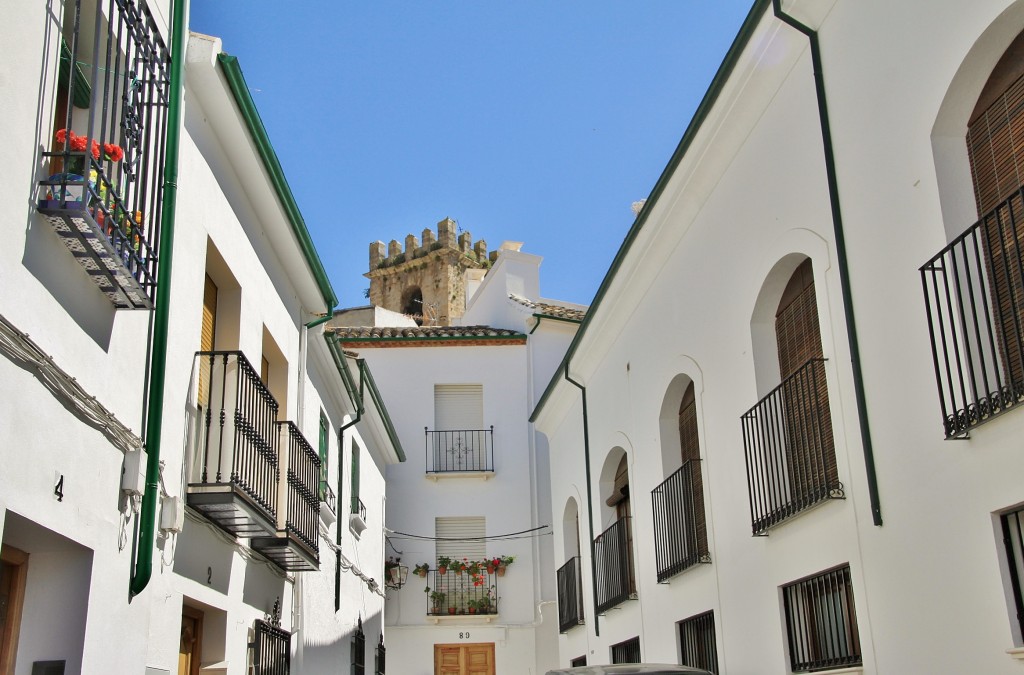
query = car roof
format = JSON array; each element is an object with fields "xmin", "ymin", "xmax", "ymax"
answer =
[{"xmin": 545, "ymin": 665, "xmax": 714, "ymax": 675}]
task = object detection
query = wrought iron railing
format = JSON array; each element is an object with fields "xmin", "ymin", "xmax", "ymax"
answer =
[
  {"xmin": 352, "ymin": 617, "xmax": 365, "ymax": 675},
  {"xmin": 679, "ymin": 610, "xmax": 718, "ymax": 673},
  {"xmin": 425, "ymin": 570, "xmax": 499, "ymax": 616},
  {"xmin": 594, "ymin": 517, "xmax": 634, "ymax": 614},
  {"xmin": 920, "ymin": 187, "xmax": 1024, "ymax": 437},
  {"xmin": 374, "ymin": 634, "xmax": 386, "ymax": 675},
  {"xmin": 425, "ymin": 427, "xmax": 494, "ymax": 473},
  {"xmin": 782, "ymin": 565, "xmax": 862, "ymax": 672},
  {"xmin": 740, "ymin": 358, "xmax": 842, "ymax": 535},
  {"xmin": 278, "ymin": 422, "xmax": 320, "ymax": 557},
  {"xmin": 652, "ymin": 460, "xmax": 710, "ymax": 581},
  {"xmin": 352, "ymin": 497, "xmax": 367, "ymax": 522},
  {"xmin": 192, "ymin": 351, "xmax": 279, "ymax": 519},
  {"xmin": 251, "ymin": 620, "xmax": 290, "ymax": 675},
  {"xmin": 320, "ymin": 479, "xmax": 336, "ymax": 515},
  {"xmin": 556, "ymin": 556, "xmax": 584, "ymax": 633},
  {"xmin": 37, "ymin": 0, "xmax": 170, "ymax": 309}
]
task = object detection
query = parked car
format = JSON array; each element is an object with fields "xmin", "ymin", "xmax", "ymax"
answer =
[{"xmin": 545, "ymin": 666, "xmax": 714, "ymax": 675}]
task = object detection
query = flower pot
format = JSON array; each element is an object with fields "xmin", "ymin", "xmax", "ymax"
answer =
[
  {"xmin": 447, "ymin": 607, "xmax": 456, "ymax": 615},
  {"xmin": 432, "ymin": 606, "xmax": 442, "ymax": 614},
  {"xmin": 416, "ymin": 569, "xmax": 428, "ymax": 578},
  {"xmin": 496, "ymin": 566, "xmax": 506, "ymax": 577},
  {"xmin": 486, "ymin": 564, "xmax": 496, "ymax": 574},
  {"xmin": 455, "ymin": 568, "xmax": 463, "ymax": 576},
  {"xmin": 438, "ymin": 566, "xmax": 447, "ymax": 575},
  {"xmin": 468, "ymin": 608, "xmax": 477, "ymax": 615}
]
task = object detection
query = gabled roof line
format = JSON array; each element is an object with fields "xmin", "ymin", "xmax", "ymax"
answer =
[{"xmin": 530, "ymin": 0, "xmax": 772, "ymax": 423}]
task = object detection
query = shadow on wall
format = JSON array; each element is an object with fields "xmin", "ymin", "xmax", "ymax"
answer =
[
  {"xmin": 2, "ymin": 510, "xmax": 93, "ymax": 674},
  {"xmin": 299, "ymin": 607, "xmax": 386, "ymax": 675}
]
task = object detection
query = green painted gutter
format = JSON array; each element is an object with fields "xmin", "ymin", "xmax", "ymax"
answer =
[
  {"xmin": 217, "ymin": 54, "xmax": 338, "ymax": 312},
  {"xmin": 130, "ymin": 0, "xmax": 187, "ymax": 599},
  {"xmin": 563, "ymin": 366, "xmax": 600, "ymax": 637},
  {"xmin": 530, "ymin": 0, "xmax": 772, "ymax": 424},
  {"xmin": 771, "ymin": 0, "xmax": 882, "ymax": 527},
  {"xmin": 529, "ymin": 313, "xmax": 583, "ymax": 335},
  {"xmin": 358, "ymin": 359, "xmax": 405, "ymax": 462}
]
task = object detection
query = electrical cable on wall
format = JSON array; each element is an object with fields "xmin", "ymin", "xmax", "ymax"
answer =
[
  {"xmin": 386, "ymin": 525, "xmax": 551, "ymax": 542},
  {"xmin": 320, "ymin": 524, "xmax": 385, "ymax": 597},
  {"xmin": 0, "ymin": 312, "xmax": 142, "ymax": 454}
]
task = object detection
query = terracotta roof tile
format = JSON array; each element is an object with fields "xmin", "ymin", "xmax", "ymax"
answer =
[
  {"xmin": 508, "ymin": 294, "xmax": 587, "ymax": 322},
  {"xmin": 330, "ymin": 325, "xmax": 525, "ymax": 341}
]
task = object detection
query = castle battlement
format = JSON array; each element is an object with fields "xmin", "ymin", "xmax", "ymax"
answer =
[
  {"xmin": 368, "ymin": 217, "xmax": 492, "ymax": 271},
  {"xmin": 365, "ymin": 218, "xmax": 495, "ymax": 326}
]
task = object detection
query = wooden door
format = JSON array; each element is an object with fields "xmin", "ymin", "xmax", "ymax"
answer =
[
  {"xmin": 0, "ymin": 545, "xmax": 29, "ymax": 675},
  {"xmin": 434, "ymin": 643, "xmax": 495, "ymax": 675},
  {"xmin": 178, "ymin": 606, "xmax": 203, "ymax": 675}
]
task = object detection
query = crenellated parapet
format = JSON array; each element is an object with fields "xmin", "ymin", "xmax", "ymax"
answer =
[
  {"xmin": 368, "ymin": 217, "xmax": 491, "ymax": 272},
  {"xmin": 365, "ymin": 217, "xmax": 494, "ymax": 326}
]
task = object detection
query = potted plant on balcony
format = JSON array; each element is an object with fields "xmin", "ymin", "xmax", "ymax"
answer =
[
  {"xmin": 424, "ymin": 587, "xmax": 445, "ymax": 614},
  {"xmin": 486, "ymin": 557, "xmax": 500, "ymax": 574},
  {"xmin": 453, "ymin": 558, "xmax": 468, "ymax": 576},
  {"xmin": 467, "ymin": 559, "xmax": 482, "ymax": 575},
  {"xmin": 497, "ymin": 555, "xmax": 515, "ymax": 576},
  {"xmin": 42, "ymin": 129, "xmax": 123, "ymax": 209},
  {"xmin": 437, "ymin": 555, "xmax": 452, "ymax": 575},
  {"xmin": 477, "ymin": 586, "xmax": 497, "ymax": 614},
  {"xmin": 414, "ymin": 563, "xmax": 430, "ymax": 578},
  {"xmin": 467, "ymin": 598, "xmax": 480, "ymax": 615}
]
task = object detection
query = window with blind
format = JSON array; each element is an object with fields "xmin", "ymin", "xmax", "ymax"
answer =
[
  {"xmin": 431, "ymin": 385, "xmax": 492, "ymax": 472},
  {"xmin": 197, "ymin": 274, "xmax": 218, "ymax": 405},
  {"xmin": 966, "ymin": 35, "xmax": 1024, "ymax": 395},
  {"xmin": 435, "ymin": 516, "xmax": 486, "ymax": 564}
]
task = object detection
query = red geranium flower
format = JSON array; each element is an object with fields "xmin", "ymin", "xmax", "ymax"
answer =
[{"xmin": 103, "ymin": 144, "xmax": 124, "ymax": 162}]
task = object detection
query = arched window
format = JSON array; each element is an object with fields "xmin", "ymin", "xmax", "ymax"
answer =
[
  {"xmin": 653, "ymin": 378, "xmax": 710, "ymax": 581},
  {"xmin": 922, "ymin": 29, "xmax": 1024, "ymax": 437},
  {"xmin": 400, "ymin": 285, "xmax": 424, "ymax": 325},
  {"xmin": 558, "ymin": 499, "xmax": 585, "ymax": 632},
  {"xmin": 742, "ymin": 257, "xmax": 841, "ymax": 534},
  {"xmin": 595, "ymin": 450, "xmax": 636, "ymax": 612},
  {"xmin": 966, "ymin": 34, "xmax": 1024, "ymax": 393}
]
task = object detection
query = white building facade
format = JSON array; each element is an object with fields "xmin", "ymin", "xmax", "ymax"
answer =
[
  {"xmin": 0, "ymin": 2, "xmax": 401, "ymax": 673},
  {"xmin": 330, "ymin": 244, "xmax": 585, "ymax": 674},
  {"xmin": 533, "ymin": 0, "xmax": 1024, "ymax": 673}
]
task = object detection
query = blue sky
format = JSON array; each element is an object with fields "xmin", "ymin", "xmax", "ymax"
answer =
[{"xmin": 189, "ymin": 1, "xmax": 754, "ymax": 309}]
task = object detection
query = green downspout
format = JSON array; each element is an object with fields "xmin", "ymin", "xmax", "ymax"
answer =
[
  {"xmin": 772, "ymin": 0, "xmax": 882, "ymax": 527},
  {"xmin": 563, "ymin": 364, "xmax": 600, "ymax": 637},
  {"xmin": 306, "ymin": 313, "xmax": 333, "ymax": 330},
  {"xmin": 130, "ymin": 0, "xmax": 188, "ymax": 598},
  {"xmin": 327, "ymin": 335, "xmax": 364, "ymax": 611}
]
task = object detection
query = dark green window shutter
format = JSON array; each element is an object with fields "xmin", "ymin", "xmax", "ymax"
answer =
[
  {"xmin": 319, "ymin": 412, "xmax": 329, "ymax": 497},
  {"xmin": 351, "ymin": 441, "xmax": 361, "ymax": 515}
]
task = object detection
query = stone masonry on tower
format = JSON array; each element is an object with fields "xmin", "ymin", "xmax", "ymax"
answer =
[{"xmin": 365, "ymin": 217, "xmax": 493, "ymax": 326}]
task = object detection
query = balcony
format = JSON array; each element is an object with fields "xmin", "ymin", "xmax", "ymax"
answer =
[
  {"xmin": 251, "ymin": 422, "xmax": 321, "ymax": 572},
  {"xmin": 740, "ymin": 358, "xmax": 843, "ymax": 535},
  {"xmin": 651, "ymin": 460, "xmax": 710, "ymax": 582},
  {"xmin": 425, "ymin": 427, "xmax": 494, "ymax": 476},
  {"xmin": 556, "ymin": 556, "xmax": 584, "ymax": 633},
  {"xmin": 920, "ymin": 187, "xmax": 1024, "ymax": 437},
  {"xmin": 188, "ymin": 351, "xmax": 279, "ymax": 538},
  {"xmin": 425, "ymin": 570, "xmax": 499, "ymax": 620},
  {"xmin": 251, "ymin": 619, "xmax": 291, "ymax": 674},
  {"xmin": 37, "ymin": 0, "xmax": 170, "ymax": 310},
  {"xmin": 594, "ymin": 517, "xmax": 635, "ymax": 614},
  {"xmin": 349, "ymin": 497, "xmax": 368, "ymax": 538}
]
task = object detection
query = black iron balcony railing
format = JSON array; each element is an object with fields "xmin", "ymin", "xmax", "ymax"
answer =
[
  {"xmin": 320, "ymin": 479, "xmax": 336, "ymax": 515},
  {"xmin": 188, "ymin": 351, "xmax": 279, "ymax": 536},
  {"xmin": 741, "ymin": 358, "xmax": 842, "ymax": 535},
  {"xmin": 921, "ymin": 187, "xmax": 1024, "ymax": 438},
  {"xmin": 425, "ymin": 570, "xmax": 499, "ymax": 616},
  {"xmin": 556, "ymin": 556, "xmax": 584, "ymax": 633},
  {"xmin": 279, "ymin": 421, "xmax": 320, "ymax": 557},
  {"xmin": 252, "ymin": 619, "xmax": 291, "ymax": 675},
  {"xmin": 353, "ymin": 497, "xmax": 367, "ymax": 522},
  {"xmin": 37, "ymin": 0, "xmax": 170, "ymax": 309},
  {"xmin": 594, "ymin": 516, "xmax": 635, "ymax": 614},
  {"xmin": 652, "ymin": 460, "xmax": 710, "ymax": 582},
  {"xmin": 783, "ymin": 565, "xmax": 862, "ymax": 673},
  {"xmin": 425, "ymin": 427, "xmax": 494, "ymax": 473}
]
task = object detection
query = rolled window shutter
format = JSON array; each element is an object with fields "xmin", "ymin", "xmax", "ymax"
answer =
[
  {"xmin": 434, "ymin": 385, "xmax": 483, "ymax": 430},
  {"xmin": 351, "ymin": 441, "xmax": 361, "ymax": 515},
  {"xmin": 198, "ymin": 275, "xmax": 218, "ymax": 403},
  {"xmin": 435, "ymin": 516, "xmax": 486, "ymax": 562}
]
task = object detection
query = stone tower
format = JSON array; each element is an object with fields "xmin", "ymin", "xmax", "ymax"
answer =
[{"xmin": 366, "ymin": 217, "xmax": 492, "ymax": 326}]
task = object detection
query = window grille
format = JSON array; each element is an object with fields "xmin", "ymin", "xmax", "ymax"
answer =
[
  {"xmin": 782, "ymin": 565, "xmax": 862, "ymax": 672},
  {"xmin": 570, "ymin": 655, "xmax": 588, "ymax": 667},
  {"xmin": 1002, "ymin": 508, "xmax": 1024, "ymax": 642},
  {"xmin": 252, "ymin": 620, "xmax": 290, "ymax": 675},
  {"xmin": 678, "ymin": 610, "xmax": 718, "ymax": 674},
  {"xmin": 556, "ymin": 556, "xmax": 584, "ymax": 632},
  {"xmin": 610, "ymin": 636, "xmax": 641, "ymax": 664},
  {"xmin": 374, "ymin": 634, "xmax": 386, "ymax": 675},
  {"xmin": 38, "ymin": 0, "xmax": 171, "ymax": 309},
  {"xmin": 351, "ymin": 616, "xmax": 365, "ymax": 675}
]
